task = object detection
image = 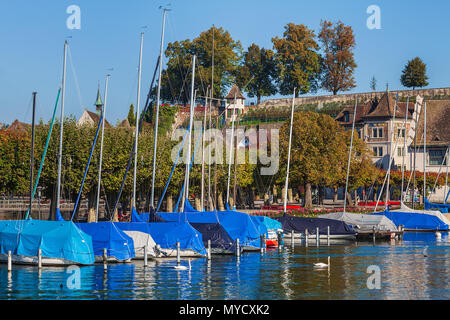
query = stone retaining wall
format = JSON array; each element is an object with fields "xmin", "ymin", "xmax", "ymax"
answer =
[{"xmin": 257, "ymin": 87, "xmax": 450, "ymax": 109}]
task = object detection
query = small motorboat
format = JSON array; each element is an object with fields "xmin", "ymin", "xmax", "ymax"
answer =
[{"xmin": 265, "ymin": 230, "xmax": 279, "ymax": 247}]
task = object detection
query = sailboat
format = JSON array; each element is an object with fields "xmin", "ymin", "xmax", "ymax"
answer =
[
  {"xmin": 272, "ymin": 89, "xmax": 356, "ymax": 241},
  {"xmin": 317, "ymin": 97, "xmax": 400, "ymax": 240},
  {"xmin": 113, "ymin": 22, "xmax": 207, "ymax": 259},
  {"xmin": 370, "ymin": 96, "xmax": 449, "ymax": 231},
  {"xmin": 0, "ymin": 41, "xmax": 95, "ymax": 266}
]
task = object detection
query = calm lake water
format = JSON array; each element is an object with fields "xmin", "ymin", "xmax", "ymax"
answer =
[{"xmin": 1, "ymin": 232, "xmax": 449, "ymax": 300}]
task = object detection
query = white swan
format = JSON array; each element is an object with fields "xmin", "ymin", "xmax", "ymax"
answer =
[
  {"xmin": 314, "ymin": 256, "xmax": 330, "ymax": 268},
  {"xmin": 173, "ymin": 258, "xmax": 191, "ymax": 270}
]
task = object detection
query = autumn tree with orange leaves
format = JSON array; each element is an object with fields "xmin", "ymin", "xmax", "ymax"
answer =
[{"xmin": 318, "ymin": 20, "xmax": 357, "ymax": 95}]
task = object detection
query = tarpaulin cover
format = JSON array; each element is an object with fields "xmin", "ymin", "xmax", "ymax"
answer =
[
  {"xmin": 251, "ymin": 216, "xmax": 282, "ymax": 232},
  {"xmin": 190, "ymin": 222, "xmax": 235, "ymax": 251},
  {"xmin": 114, "ymin": 222, "xmax": 159, "ymax": 257},
  {"xmin": 146, "ymin": 222, "xmax": 207, "ymax": 256},
  {"xmin": 371, "ymin": 210, "xmax": 449, "ymax": 231},
  {"xmin": 317, "ymin": 212, "xmax": 398, "ymax": 232},
  {"xmin": 158, "ymin": 209, "xmax": 262, "ymax": 249},
  {"xmin": 75, "ymin": 222, "xmax": 135, "ymax": 261},
  {"xmin": 425, "ymin": 198, "xmax": 450, "ymax": 213},
  {"xmin": 275, "ymin": 216, "xmax": 357, "ymax": 235},
  {"xmin": 132, "ymin": 208, "xmax": 167, "ymax": 222},
  {"xmin": 0, "ymin": 220, "xmax": 94, "ymax": 265}
]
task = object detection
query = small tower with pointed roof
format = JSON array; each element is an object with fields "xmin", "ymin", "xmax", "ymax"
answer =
[
  {"xmin": 94, "ymin": 82, "xmax": 104, "ymax": 115},
  {"xmin": 225, "ymin": 84, "xmax": 246, "ymax": 121}
]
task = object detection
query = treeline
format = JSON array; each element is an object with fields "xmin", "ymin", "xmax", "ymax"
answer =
[
  {"xmin": 1, "ymin": 110, "xmax": 446, "ymax": 213},
  {"xmin": 157, "ymin": 21, "xmax": 358, "ymax": 105}
]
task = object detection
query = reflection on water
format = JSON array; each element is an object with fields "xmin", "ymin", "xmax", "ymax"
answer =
[{"xmin": 0, "ymin": 232, "xmax": 449, "ymax": 300}]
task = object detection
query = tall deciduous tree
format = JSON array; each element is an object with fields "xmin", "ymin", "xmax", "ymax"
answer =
[
  {"xmin": 272, "ymin": 23, "xmax": 322, "ymax": 97},
  {"xmin": 158, "ymin": 26, "xmax": 242, "ymax": 104},
  {"xmin": 236, "ymin": 44, "xmax": 278, "ymax": 104},
  {"xmin": 400, "ymin": 57, "xmax": 429, "ymax": 90},
  {"xmin": 318, "ymin": 20, "xmax": 357, "ymax": 95}
]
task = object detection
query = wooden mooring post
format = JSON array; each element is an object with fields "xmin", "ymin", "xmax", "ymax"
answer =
[
  {"xmin": 236, "ymin": 238, "xmax": 240, "ymax": 257},
  {"xmin": 103, "ymin": 248, "xmax": 107, "ymax": 272},
  {"xmin": 7, "ymin": 250, "xmax": 12, "ymax": 272},
  {"xmin": 143, "ymin": 245, "xmax": 148, "ymax": 267},
  {"xmin": 176, "ymin": 242, "xmax": 180, "ymax": 265},
  {"xmin": 207, "ymin": 240, "xmax": 211, "ymax": 260},
  {"xmin": 38, "ymin": 248, "xmax": 42, "ymax": 269},
  {"xmin": 260, "ymin": 234, "xmax": 264, "ymax": 254},
  {"xmin": 327, "ymin": 226, "xmax": 330, "ymax": 246},
  {"xmin": 305, "ymin": 229, "xmax": 309, "ymax": 247},
  {"xmin": 290, "ymin": 230, "xmax": 294, "ymax": 248},
  {"xmin": 316, "ymin": 227, "xmax": 320, "ymax": 246}
]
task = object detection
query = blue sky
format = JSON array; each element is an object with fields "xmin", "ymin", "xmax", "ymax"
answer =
[{"xmin": 1, "ymin": 0, "xmax": 449, "ymax": 125}]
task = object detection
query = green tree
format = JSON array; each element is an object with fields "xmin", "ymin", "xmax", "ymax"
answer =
[
  {"xmin": 158, "ymin": 26, "xmax": 243, "ymax": 104},
  {"xmin": 272, "ymin": 23, "xmax": 322, "ymax": 97},
  {"xmin": 400, "ymin": 57, "xmax": 429, "ymax": 90},
  {"xmin": 235, "ymin": 44, "xmax": 278, "ymax": 104},
  {"xmin": 127, "ymin": 104, "xmax": 136, "ymax": 126},
  {"xmin": 318, "ymin": 20, "xmax": 357, "ymax": 95}
]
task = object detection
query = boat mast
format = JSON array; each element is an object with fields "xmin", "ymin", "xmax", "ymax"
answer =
[
  {"xmin": 400, "ymin": 96, "xmax": 409, "ymax": 204},
  {"xmin": 95, "ymin": 74, "xmax": 110, "ymax": 221},
  {"xmin": 445, "ymin": 145, "xmax": 449, "ymax": 204},
  {"xmin": 28, "ymin": 91, "xmax": 37, "ymax": 219},
  {"xmin": 151, "ymin": 8, "xmax": 169, "ymax": 209},
  {"xmin": 212, "ymin": 25, "xmax": 217, "ymax": 210},
  {"xmin": 182, "ymin": 55, "xmax": 196, "ymax": 212},
  {"xmin": 208, "ymin": 87, "xmax": 212, "ymax": 211},
  {"xmin": 132, "ymin": 32, "xmax": 144, "ymax": 211},
  {"xmin": 343, "ymin": 98, "xmax": 358, "ymax": 214},
  {"xmin": 201, "ymin": 87, "xmax": 209, "ymax": 211},
  {"xmin": 283, "ymin": 88, "xmax": 296, "ymax": 215},
  {"xmin": 226, "ymin": 93, "xmax": 237, "ymax": 206},
  {"xmin": 423, "ymin": 101, "xmax": 427, "ymax": 204},
  {"xmin": 385, "ymin": 95, "xmax": 398, "ymax": 207},
  {"xmin": 56, "ymin": 40, "xmax": 68, "ymax": 215},
  {"xmin": 411, "ymin": 97, "xmax": 421, "ymax": 209}
]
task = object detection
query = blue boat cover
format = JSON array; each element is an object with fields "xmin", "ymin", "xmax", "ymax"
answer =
[
  {"xmin": 158, "ymin": 209, "xmax": 262, "ymax": 249},
  {"xmin": 147, "ymin": 222, "xmax": 207, "ymax": 255},
  {"xmin": 115, "ymin": 221, "xmax": 206, "ymax": 255},
  {"xmin": 251, "ymin": 216, "xmax": 282, "ymax": 232},
  {"xmin": 75, "ymin": 222, "xmax": 135, "ymax": 261},
  {"xmin": 0, "ymin": 220, "xmax": 94, "ymax": 265},
  {"xmin": 189, "ymin": 222, "xmax": 235, "ymax": 252},
  {"xmin": 371, "ymin": 210, "xmax": 449, "ymax": 231},
  {"xmin": 275, "ymin": 216, "xmax": 357, "ymax": 235},
  {"xmin": 424, "ymin": 198, "xmax": 450, "ymax": 213},
  {"xmin": 55, "ymin": 208, "xmax": 65, "ymax": 221}
]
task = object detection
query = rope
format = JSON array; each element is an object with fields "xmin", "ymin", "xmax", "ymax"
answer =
[
  {"xmin": 67, "ymin": 46, "xmax": 84, "ymax": 110},
  {"xmin": 70, "ymin": 113, "xmax": 103, "ymax": 221}
]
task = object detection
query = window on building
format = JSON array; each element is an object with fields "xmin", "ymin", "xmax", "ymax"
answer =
[
  {"xmin": 429, "ymin": 150, "xmax": 447, "ymax": 165},
  {"xmin": 397, "ymin": 128, "xmax": 406, "ymax": 138},
  {"xmin": 372, "ymin": 127, "xmax": 383, "ymax": 138},
  {"xmin": 343, "ymin": 112, "xmax": 349, "ymax": 122},
  {"xmin": 373, "ymin": 146, "xmax": 383, "ymax": 157},
  {"xmin": 398, "ymin": 147, "xmax": 405, "ymax": 157}
]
